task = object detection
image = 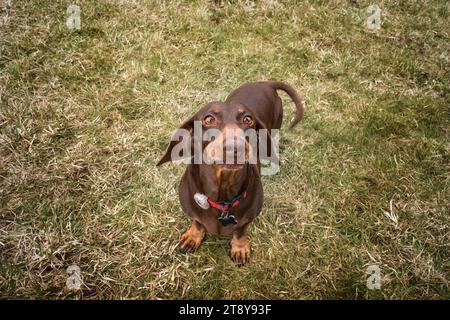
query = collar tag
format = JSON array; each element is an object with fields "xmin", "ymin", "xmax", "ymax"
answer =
[
  {"xmin": 218, "ymin": 212, "xmax": 238, "ymax": 226},
  {"xmin": 194, "ymin": 193, "xmax": 210, "ymax": 210}
]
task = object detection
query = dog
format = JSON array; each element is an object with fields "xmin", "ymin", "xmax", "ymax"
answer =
[{"xmin": 157, "ymin": 81, "xmax": 304, "ymax": 265}]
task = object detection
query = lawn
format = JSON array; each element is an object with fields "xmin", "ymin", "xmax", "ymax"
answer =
[{"xmin": 0, "ymin": 0, "xmax": 448, "ymax": 299}]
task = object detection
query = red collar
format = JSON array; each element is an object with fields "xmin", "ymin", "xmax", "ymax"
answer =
[{"xmin": 207, "ymin": 191, "xmax": 248, "ymax": 213}]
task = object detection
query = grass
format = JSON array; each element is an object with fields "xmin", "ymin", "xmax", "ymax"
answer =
[{"xmin": 0, "ymin": 0, "xmax": 448, "ymax": 299}]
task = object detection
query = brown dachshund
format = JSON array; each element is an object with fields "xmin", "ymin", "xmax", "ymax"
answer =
[{"xmin": 157, "ymin": 81, "xmax": 304, "ymax": 265}]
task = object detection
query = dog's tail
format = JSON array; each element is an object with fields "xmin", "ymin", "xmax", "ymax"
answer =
[{"xmin": 265, "ymin": 81, "xmax": 304, "ymax": 129}]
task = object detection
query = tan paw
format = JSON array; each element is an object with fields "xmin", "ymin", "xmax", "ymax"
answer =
[
  {"xmin": 230, "ymin": 239, "xmax": 250, "ymax": 266},
  {"xmin": 179, "ymin": 228, "xmax": 204, "ymax": 253}
]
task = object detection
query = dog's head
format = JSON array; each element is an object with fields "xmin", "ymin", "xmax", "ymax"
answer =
[{"xmin": 157, "ymin": 102, "xmax": 274, "ymax": 169}]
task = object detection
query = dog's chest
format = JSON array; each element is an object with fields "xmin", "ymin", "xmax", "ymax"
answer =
[{"xmin": 196, "ymin": 209, "xmax": 245, "ymax": 236}]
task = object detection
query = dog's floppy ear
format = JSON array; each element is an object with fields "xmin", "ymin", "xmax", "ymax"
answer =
[{"xmin": 156, "ymin": 113, "xmax": 197, "ymax": 166}]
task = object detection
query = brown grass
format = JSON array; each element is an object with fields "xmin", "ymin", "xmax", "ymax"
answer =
[{"xmin": 0, "ymin": 0, "xmax": 449, "ymax": 299}]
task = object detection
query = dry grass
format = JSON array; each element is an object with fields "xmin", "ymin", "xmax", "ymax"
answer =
[{"xmin": 0, "ymin": 0, "xmax": 449, "ymax": 299}]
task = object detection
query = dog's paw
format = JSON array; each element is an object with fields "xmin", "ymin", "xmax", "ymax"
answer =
[
  {"xmin": 179, "ymin": 230, "xmax": 203, "ymax": 253},
  {"xmin": 230, "ymin": 239, "xmax": 250, "ymax": 266}
]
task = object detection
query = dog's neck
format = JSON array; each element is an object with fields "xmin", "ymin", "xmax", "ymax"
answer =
[{"xmin": 196, "ymin": 164, "xmax": 251, "ymax": 202}]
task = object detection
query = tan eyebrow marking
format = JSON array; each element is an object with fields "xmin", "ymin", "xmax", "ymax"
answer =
[
  {"xmin": 236, "ymin": 104, "xmax": 246, "ymax": 114},
  {"xmin": 210, "ymin": 104, "xmax": 221, "ymax": 114}
]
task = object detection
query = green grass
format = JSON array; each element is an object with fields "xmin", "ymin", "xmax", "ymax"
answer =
[{"xmin": 0, "ymin": 0, "xmax": 448, "ymax": 299}]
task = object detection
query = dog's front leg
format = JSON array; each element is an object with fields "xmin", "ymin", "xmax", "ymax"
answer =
[
  {"xmin": 179, "ymin": 220, "xmax": 205, "ymax": 253},
  {"xmin": 230, "ymin": 223, "xmax": 251, "ymax": 266}
]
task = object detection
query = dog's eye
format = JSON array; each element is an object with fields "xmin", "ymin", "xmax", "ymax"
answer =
[
  {"xmin": 243, "ymin": 115, "xmax": 254, "ymax": 126},
  {"xmin": 203, "ymin": 115, "xmax": 216, "ymax": 126}
]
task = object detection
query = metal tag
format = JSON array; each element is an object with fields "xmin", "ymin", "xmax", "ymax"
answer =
[
  {"xmin": 194, "ymin": 193, "xmax": 210, "ymax": 210},
  {"xmin": 218, "ymin": 213, "xmax": 238, "ymax": 226}
]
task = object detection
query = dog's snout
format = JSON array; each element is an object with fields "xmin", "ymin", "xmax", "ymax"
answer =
[{"xmin": 224, "ymin": 137, "xmax": 246, "ymax": 153}]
